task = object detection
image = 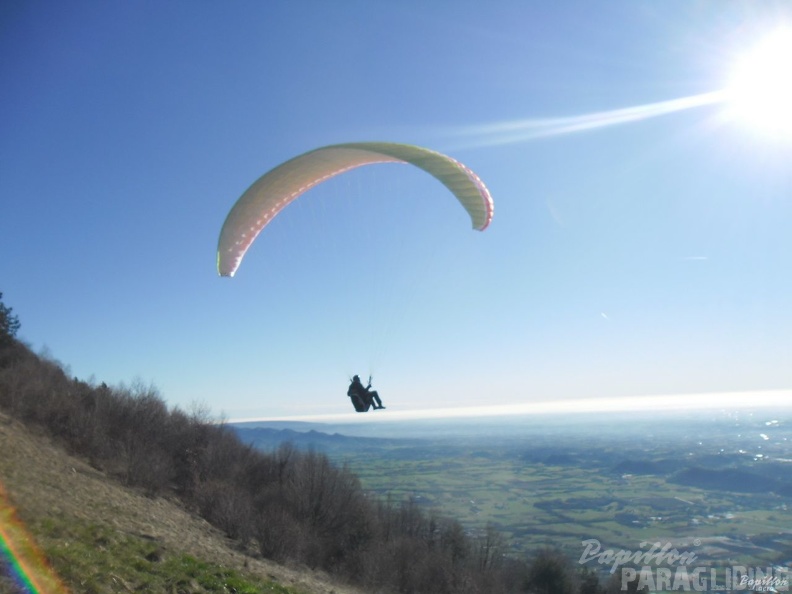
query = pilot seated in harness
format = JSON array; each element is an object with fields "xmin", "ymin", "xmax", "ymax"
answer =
[{"xmin": 347, "ymin": 375, "xmax": 385, "ymax": 412}]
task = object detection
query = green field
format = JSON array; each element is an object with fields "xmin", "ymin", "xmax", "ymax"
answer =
[
  {"xmin": 236, "ymin": 414, "xmax": 792, "ymax": 580},
  {"xmin": 334, "ymin": 446, "xmax": 792, "ymax": 567}
]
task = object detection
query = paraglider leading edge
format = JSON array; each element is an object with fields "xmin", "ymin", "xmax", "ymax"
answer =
[{"xmin": 216, "ymin": 141, "xmax": 494, "ymax": 277}]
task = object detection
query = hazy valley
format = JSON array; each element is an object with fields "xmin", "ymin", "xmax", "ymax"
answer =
[{"xmin": 234, "ymin": 410, "xmax": 792, "ymax": 576}]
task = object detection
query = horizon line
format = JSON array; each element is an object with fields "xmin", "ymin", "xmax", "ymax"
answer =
[{"xmin": 226, "ymin": 388, "xmax": 792, "ymax": 425}]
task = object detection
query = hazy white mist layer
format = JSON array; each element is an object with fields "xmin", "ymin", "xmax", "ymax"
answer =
[{"xmin": 229, "ymin": 389, "xmax": 792, "ymax": 424}]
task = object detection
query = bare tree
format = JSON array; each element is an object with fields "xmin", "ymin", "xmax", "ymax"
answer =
[
  {"xmin": 474, "ymin": 523, "xmax": 506, "ymax": 573},
  {"xmin": 524, "ymin": 547, "xmax": 576, "ymax": 594}
]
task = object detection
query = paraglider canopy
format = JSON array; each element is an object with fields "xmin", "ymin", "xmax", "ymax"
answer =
[{"xmin": 217, "ymin": 142, "xmax": 494, "ymax": 277}]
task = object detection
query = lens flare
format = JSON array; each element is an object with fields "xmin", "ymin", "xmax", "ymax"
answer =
[{"xmin": 0, "ymin": 482, "xmax": 69, "ymax": 594}]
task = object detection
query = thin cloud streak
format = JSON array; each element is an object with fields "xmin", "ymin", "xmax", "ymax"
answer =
[
  {"xmin": 230, "ymin": 389, "xmax": 792, "ymax": 424},
  {"xmin": 447, "ymin": 91, "xmax": 726, "ymax": 149}
]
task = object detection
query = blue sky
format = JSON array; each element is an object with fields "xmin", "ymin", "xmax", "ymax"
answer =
[{"xmin": 2, "ymin": 1, "xmax": 792, "ymax": 419}]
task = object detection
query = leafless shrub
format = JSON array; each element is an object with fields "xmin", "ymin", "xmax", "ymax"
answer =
[
  {"xmin": 195, "ymin": 480, "xmax": 254, "ymax": 541},
  {"xmin": 253, "ymin": 493, "xmax": 306, "ymax": 563}
]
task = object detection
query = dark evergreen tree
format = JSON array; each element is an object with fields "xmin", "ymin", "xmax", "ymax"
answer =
[{"xmin": 0, "ymin": 292, "xmax": 21, "ymax": 348}]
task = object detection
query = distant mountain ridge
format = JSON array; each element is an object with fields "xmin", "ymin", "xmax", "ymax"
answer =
[{"xmin": 232, "ymin": 426, "xmax": 417, "ymax": 453}]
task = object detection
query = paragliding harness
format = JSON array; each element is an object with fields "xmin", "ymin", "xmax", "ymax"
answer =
[{"xmin": 348, "ymin": 375, "xmax": 372, "ymax": 413}]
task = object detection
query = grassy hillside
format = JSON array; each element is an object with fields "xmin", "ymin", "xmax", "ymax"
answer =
[{"xmin": 0, "ymin": 410, "xmax": 362, "ymax": 594}]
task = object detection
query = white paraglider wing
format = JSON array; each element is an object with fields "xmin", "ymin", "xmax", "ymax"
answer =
[{"xmin": 217, "ymin": 142, "xmax": 494, "ymax": 277}]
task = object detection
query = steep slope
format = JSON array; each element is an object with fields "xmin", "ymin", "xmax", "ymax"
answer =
[{"xmin": 0, "ymin": 412, "xmax": 364, "ymax": 594}]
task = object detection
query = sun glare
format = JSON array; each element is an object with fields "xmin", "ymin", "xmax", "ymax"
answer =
[{"xmin": 726, "ymin": 27, "xmax": 792, "ymax": 139}]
